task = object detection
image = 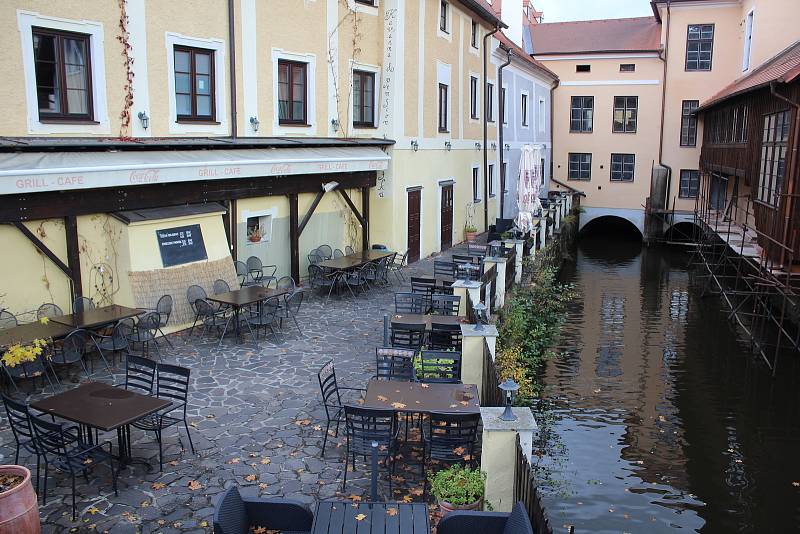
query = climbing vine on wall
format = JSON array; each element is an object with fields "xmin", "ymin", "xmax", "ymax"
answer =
[
  {"xmin": 78, "ymin": 215, "xmax": 123, "ymax": 306},
  {"xmin": 117, "ymin": 0, "xmax": 135, "ymax": 138},
  {"xmin": 328, "ymin": 0, "xmax": 363, "ymax": 138}
]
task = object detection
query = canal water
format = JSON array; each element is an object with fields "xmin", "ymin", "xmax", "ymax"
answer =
[{"xmin": 535, "ymin": 234, "xmax": 800, "ymax": 533}]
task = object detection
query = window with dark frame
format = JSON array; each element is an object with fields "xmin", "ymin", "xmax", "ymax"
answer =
[
  {"xmin": 686, "ymin": 24, "xmax": 714, "ymax": 71},
  {"xmin": 501, "ymin": 87, "xmax": 508, "ymax": 124},
  {"xmin": 33, "ymin": 27, "xmax": 93, "ymax": 121},
  {"xmin": 488, "ymin": 164, "xmax": 495, "ymax": 197},
  {"xmin": 610, "ymin": 153, "xmax": 635, "ymax": 182},
  {"xmin": 620, "ymin": 63, "xmax": 635, "ymax": 72},
  {"xmin": 576, "ymin": 64, "xmax": 590, "ymax": 73},
  {"xmin": 502, "ymin": 161, "xmax": 508, "ymax": 192},
  {"xmin": 487, "ymin": 82, "xmax": 494, "ymax": 122},
  {"xmin": 471, "ymin": 20, "xmax": 478, "ymax": 48},
  {"xmin": 570, "ymin": 96, "xmax": 593, "ymax": 132},
  {"xmin": 679, "ymin": 169, "xmax": 700, "ymax": 198},
  {"xmin": 613, "ymin": 96, "xmax": 637, "ymax": 133},
  {"xmin": 521, "ymin": 93, "xmax": 528, "ymax": 126},
  {"xmin": 353, "ymin": 70, "xmax": 375, "ymax": 127},
  {"xmin": 354, "ymin": 0, "xmax": 376, "ymax": 5},
  {"xmin": 541, "ymin": 158, "xmax": 546, "ymax": 186},
  {"xmin": 680, "ymin": 100, "xmax": 699, "ymax": 146},
  {"xmin": 469, "ymin": 76, "xmax": 479, "ymax": 119},
  {"xmin": 472, "ymin": 167, "xmax": 480, "ymax": 202},
  {"xmin": 278, "ymin": 59, "xmax": 307, "ymax": 124},
  {"xmin": 438, "ymin": 83, "xmax": 449, "ymax": 132},
  {"xmin": 568, "ymin": 153, "xmax": 591, "ymax": 181},
  {"xmin": 440, "ymin": 1, "xmax": 449, "ymax": 33},
  {"xmin": 174, "ymin": 45, "xmax": 215, "ymax": 121},
  {"xmin": 757, "ymin": 110, "xmax": 790, "ymax": 206}
]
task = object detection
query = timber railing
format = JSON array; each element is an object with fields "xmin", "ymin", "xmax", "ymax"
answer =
[
  {"xmin": 480, "ymin": 264, "xmax": 498, "ymax": 313},
  {"xmin": 505, "ymin": 246, "xmax": 516, "ymax": 291},
  {"xmin": 514, "ymin": 434, "xmax": 563, "ymax": 534},
  {"xmin": 481, "ymin": 338, "xmax": 503, "ymax": 407}
]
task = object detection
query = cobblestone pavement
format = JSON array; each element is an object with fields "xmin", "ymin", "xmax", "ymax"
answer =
[{"xmin": 0, "ymin": 251, "xmax": 468, "ymax": 533}]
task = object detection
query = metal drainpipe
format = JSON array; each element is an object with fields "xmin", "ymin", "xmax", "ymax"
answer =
[
  {"xmin": 769, "ymin": 81, "xmax": 800, "ymax": 266},
  {"xmin": 483, "ymin": 25, "xmax": 500, "ymax": 232},
  {"xmin": 228, "ymin": 0, "xmax": 238, "ymax": 138},
  {"xmin": 498, "ymin": 48, "xmax": 512, "ymax": 220},
  {"xmin": 549, "ymin": 79, "xmax": 558, "ymax": 191}
]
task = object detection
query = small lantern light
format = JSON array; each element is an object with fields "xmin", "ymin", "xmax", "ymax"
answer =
[
  {"xmin": 472, "ymin": 301, "xmax": 487, "ymax": 331},
  {"xmin": 499, "ymin": 378, "xmax": 520, "ymax": 421},
  {"xmin": 475, "ymin": 142, "xmax": 481, "ymax": 150},
  {"xmin": 330, "ymin": 118, "xmax": 340, "ymax": 133},
  {"xmin": 491, "ymin": 142, "xmax": 497, "ymax": 151},
  {"xmin": 250, "ymin": 116, "xmax": 260, "ymax": 132},
  {"xmin": 137, "ymin": 111, "xmax": 149, "ymax": 130},
  {"xmin": 411, "ymin": 139, "xmax": 419, "ymax": 152},
  {"xmin": 445, "ymin": 141, "xmax": 452, "ymax": 151},
  {"xmin": 504, "ymin": 143, "xmax": 511, "ymax": 151}
]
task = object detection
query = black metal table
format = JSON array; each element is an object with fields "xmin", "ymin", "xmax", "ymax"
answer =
[{"xmin": 312, "ymin": 501, "xmax": 430, "ymax": 534}]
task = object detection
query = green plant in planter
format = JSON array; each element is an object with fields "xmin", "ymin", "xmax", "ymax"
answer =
[
  {"xmin": 464, "ymin": 225, "xmax": 478, "ymax": 233},
  {"xmin": 428, "ymin": 464, "xmax": 486, "ymax": 506}
]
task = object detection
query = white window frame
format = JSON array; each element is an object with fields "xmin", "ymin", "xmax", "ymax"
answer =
[
  {"xmin": 348, "ymin": 0, "xmax": 380, "ymax": 16},
  {"xmin": 437, "ymin": 61, "xmax": 452, "ymax": 134},
  {"xmin": 18, "ymin": 10, "xmax": 111, "ymax": 135},
  {"xmin": 742, "ymin": 8, "xmax": 754, "ymax": 72},
  {"xmin": 520, "ymin": 91, "xmax": 530, "ymax": 128},
  {"xmin": 469, "ymin": 72, "xmax": 480, "ymax": 122},
  {"xmin": 501, "ymin": 86, "xmax": 509, "ymax": 125},
  {"xmin": 488, "ymin": 163, "xmax": 495, "ymax": 197},
  {"xmin": 242, "ymin": 207, "xmax": 277, "ymax": 245},
  {"xmin": 437, "ymin": 0, "xmax": 452, "ymax": 42},
  {"xmin": 472, "ymin": 164, "xmax": 482, "ymax": 203},
  {"xmin": 271, "ymin": 48, "xmax": 317, "ymax": 135},
  {"xmin": 166, "ymin": 32, "xmax": 228, "ymax": 135},
  {"xmin": 350, "ymin": 60, "xmax": 381, "ymax": 128},
  {"xmin": 538, "ymin": 97, "xmax": 546, "ymax": 132}
]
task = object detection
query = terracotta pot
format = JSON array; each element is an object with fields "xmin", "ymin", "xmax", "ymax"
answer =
[
  {"xmin": 465, "ymin": 231, "xmax": 477, "ymax": 242},
  {"xmin": 248, "ymin": 235, "xmax": 261, "ymax": 243},
  {"xmin": 0, "ymin": 465, "xmax": 40, "ymax": 534},
  {"xmin": 438, "ymin": 498, "xmax": 483, "ymax": 515}
]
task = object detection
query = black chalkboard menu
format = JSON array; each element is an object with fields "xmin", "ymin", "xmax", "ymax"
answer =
[{"xmin": 156, "ymin": 224, "xmax": 208, "ymax": 267}]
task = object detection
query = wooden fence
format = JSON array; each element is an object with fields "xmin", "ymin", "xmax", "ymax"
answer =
[
  {"xmin": 505, "ymin": 247, "xmax": 516, "ymax": 291},
  {"xmin": 481, "ymin": 339, "xmax": 504, "ymax": 407},
  {"xmin": 514, "ymin": 434, "xmax": 563, "ymax": 534},
  {"xmin": 481, "ymin": 264, "xmax": 497, "ymax": 312}
]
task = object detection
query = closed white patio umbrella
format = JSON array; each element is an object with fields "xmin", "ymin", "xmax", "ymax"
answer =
[{"xmin": 514, "ymin": 144, "xmax": 543, "ymax": 234}]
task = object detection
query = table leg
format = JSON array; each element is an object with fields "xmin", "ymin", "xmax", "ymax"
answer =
[{"xmin": 115, "ymin": 424, "xmax": 153, "ymax": 472}]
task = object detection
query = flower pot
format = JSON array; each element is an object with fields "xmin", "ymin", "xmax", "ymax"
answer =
[
  {"xmin": 248, "ymin": 235, "xmax": 262, "ymax": 243},
  {"xmin": 438, "ymin": 498, "xmax": 483, "ymax": 516},
  {"xmin": 0, "ymin": 465, "xmax": 40, "ymax": 534},
  {"xmin": 465, "ymin": 231, "xmax": 477, "ymax": 242}
]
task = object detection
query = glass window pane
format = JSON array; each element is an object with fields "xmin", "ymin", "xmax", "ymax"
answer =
[
  {"xmin": 63, "ymin": 38, "xmax": 86, "ymax": 66},
  {"xmin": 37, "ymin": 88, "xmax": 60, "ymax": 113},
  {"xmin": 175, "ymin": 50, "xmax": 190, "ymax": 72},
  {"xmin": 177, "ymin": 94, "xmax": 191, "ymax": 115},
  {"xmin": 175, "ymin": 72, "xmax": 191, "ymax": 93},
  {"xmin": 627, "ymin": 97, "xmax": 637, "ymax": 109},
  {"xmin": 196, "ymin": 95, "xmax": 211, "ymax": 116},
  {"xmin": 66, "ymin": 88, "xmax": 88, "ymax": 114},
  {"xmin": 196, "ymin": 52, "xmax": 210, "ymax": 74},
  {"xmin": 33, "ymin": 34, "xmax": 56, "ymax": 61},
  {"xmin": 196, "ymin": 74, "xmax": 211, "ymax": 95},
  {"xmin": 65, "ymin": 64, "xmax": 87, "ymax": 90},
  {"xmin": 293, "ymin": 101, "xmax": 304, "ymax": 120}
]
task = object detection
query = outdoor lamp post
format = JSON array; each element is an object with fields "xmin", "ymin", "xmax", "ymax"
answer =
[
  {"xmin": 488, "ymin": 242, "xmax": 501, "ymax": 257},
  {"xmin": 499, "ymin": 378, "xmax": 520, "ymax": 421},
  {"xmin": 472, "ymin": 302, "xmax": 487, "ymax": 331}
]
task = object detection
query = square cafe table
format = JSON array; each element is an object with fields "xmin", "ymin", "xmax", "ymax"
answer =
[
  {"xmin": 0, "ymin": 321, "xmax": 74, "ymax": 348},
  {"xmin": 317, "ymin": 250, "xmax": 395, "ymax": 272},
  {"xmin": 31, "ymin": 381, "xmax": 172, "ymax": 464},
  {"xmin": 362, "ymin": 379, "xmax": 480, "ymax": 415},
  {"xmin": 52, "ymin": 304, "xmax": 145, "ymax": 330},
  {"xmin": 207, "ymin": 286, "xmax": 289, "ymax": 343},
  {"xmin": 312, "ymin": 501, "xmax": 430, "ymax": 534}
]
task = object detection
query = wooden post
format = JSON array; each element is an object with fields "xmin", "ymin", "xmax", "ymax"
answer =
[
  {"xmin": 289, "ymin": 193, "xmax": 300, "ymax": 283},
  {"xmin": 230, "ymin": 199, "xmax": 238, "ymax": 260},
  {"xmin": 361, "ymin": 186, "xmax": 370, "ymax": 251},
  {"xmin": 64, "ymin": 216, "xmax": 82, "ymax": 299}
]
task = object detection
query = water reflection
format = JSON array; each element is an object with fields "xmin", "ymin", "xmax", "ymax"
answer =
[{"xmin": 535, "ymin": 237, "xmax": 800, "ymax": 533}]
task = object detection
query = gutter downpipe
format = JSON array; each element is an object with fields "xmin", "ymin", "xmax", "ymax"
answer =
[
  {"xmin": 498, "ymin": 48, "xmax": 513, "ymax": 220},
  {"xmin": 770, "ymin": 81, "xmax": 800, "ymax": 266},
  {"xmin": 228, "ymin": 0, "xmax": 238, "ymax": 139},
  {"xmin": 550, "ymin": 78, "xmax": 559, "ymax": 196},
  {"xmin": 483, "ymin": 25, "xmax": 501, "ymax": 233},
  {"xmin": 653, "ymin": 0, "xmax": 672, "ymax": 241}
]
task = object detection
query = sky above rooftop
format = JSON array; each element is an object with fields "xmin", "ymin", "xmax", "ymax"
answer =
[{"xmin": 534, "ymin": 0, "xmax": 653, "ymax": 22}]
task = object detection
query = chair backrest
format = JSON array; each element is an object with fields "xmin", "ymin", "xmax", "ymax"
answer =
[
  {"xmin": 194, "ymin": 298, "xmax": 218, "ymax": 318},
  {"xmin": 429, "ymin": 322, "xmax": 463, "ymax": 351},
  {"xmin": 434, "ymin": 260, "xmax": 457, "ymax": 279},
  {"xmin": 2, "ymin": 394, "xmax": 36, "ymax": 450},
  {"xmin": 317, "ymin": 361, "xmax": 342, "ymax": 416},
  {"xmin": 318, "ymin": 244, "xmax": 333, "ymax": 260},
  {"xmin": 29, "ymin": 413, "xmax": 72, "ymax": 458},
  {"xmin": 245, "ymin": 256, "xmax": 263, "ymax": 272},
  {"xmin": 36, "ymin": 303, "xmax": 64, "ymax": 320},
  {"xmin": 344, "ymin": 405, "xmax": 396, "ymax": 456},
  {"xmin": 276, "ymin": 276, "xmax": 296, "ymax": 293},
  {"xmin": 126, "ymin": 354, "xmax": 156, "ymax": 394},
  {"xmin": 453, "ymin": 254, "xmax": 481, "ymax": 265},
  {"xmin": 419, "ymin": 350, "xmax": 462, "ymax": 383},
  {"xmin": 410, "ymin": 277, "xmax": 435, "ymax": 293},
  {"xmin": 213, "ymin": 279, "xmax": 232, "ymax": 295},
  {"xmin": 0, "ymin": 309, "xmax": 18, "ymax": 330},
  {"xmin": 376, "ymin": 347, "xmax": 416, "ymax": 381},
  {"xmin": 213, "ymin": 486, "xmax": 249, "ymax": 534},
  {"xmin": 59, "ymin": 329, "xmax": 88, "ymax": 363},
  {"xmin": 156, "ymin": 363, "xmax": 190, "ymax": 409},
  {"xmin": 390, "ymin": 322, "xmax": 425, "ymax": 350},
  {"xmin": 111, "ymin": 318, "xmax": 134, "ymax": 348},
  {"xmin": 394, "ymin": 292, "xmax": 427, "ymax": 314},
  {"xmin": 155, "ymin": 294, "xmax": 173, "ymax": 325},
  {"xmin": 345, "ymin": 245, "xmax": 355, "ymax": 255},
  {"xmin": 426, "ymin": 412, "xmax": 480, "ymax": 460},
  {"xmin": 73, "ymin": 296, "xmax": 95, "ymax": 314},
  {"xmin": 187, "ymin": 285, "xmax": 207, "ymax": 312},
  {"xmin": 138, "ymin": 311, "xmax": 162, "ymax": 333},
  {"xmin": 333, "ymin": 249, "xmax": 344, "ymax": 258},
  {"xmin": 467, "ymin": 244, "xmax": 488, "ymax": 257},
  {"xmin": 256, "ymin": 297, "xmax": 280, "ymax": 323},
  {"xmin": 431, "ymin": 294, "xmax": 461, "ymax": 316},
  {"xmin": 308, "ymin": 252, "xmax": 322, "ymax": 265},
  {"xmin": 285, "ymin": 290, "xmax": 304, "ymax": 315},
  {"xmin": 213, "ymin": 487, "xmax": 314, "ymax": 534}
]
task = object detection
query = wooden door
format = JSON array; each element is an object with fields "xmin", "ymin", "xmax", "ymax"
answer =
[
  {"xmin": 440, "ymin": 185, "xmax": 453, "ymax": 251},
  {"xmin": 407, "ymin": 189, "xmax": 421, "ymax": 263}
]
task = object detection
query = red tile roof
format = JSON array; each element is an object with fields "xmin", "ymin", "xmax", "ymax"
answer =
[
  {"xmin": 496, "ymin": 31, "xmax": 558, "ymax": 81},
  {"xmin": 531, "ymin": 17, "xmax": 661, "ymax": 55},
  {"xmin": 697, "ymin": 41, "xmax": 800, "ymax": 112}
]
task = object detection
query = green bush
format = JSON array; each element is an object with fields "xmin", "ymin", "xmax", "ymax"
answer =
[{"xmin": 428, "ymin": 464, "xmax": 486, "ymax": 505}]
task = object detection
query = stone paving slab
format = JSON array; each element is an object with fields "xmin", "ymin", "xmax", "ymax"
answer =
[{"xmin": 0, "ymin": 246, "xmax": 483, "ymax": 533}]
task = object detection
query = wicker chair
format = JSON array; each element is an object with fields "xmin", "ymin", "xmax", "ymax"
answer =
[
  {"xmin": 437, "ymin": 502, "xmax": 535, "ymax": 534},
  {"xmin": 213, "ymin": 486, "xmax": 313, "ymax": 534}
]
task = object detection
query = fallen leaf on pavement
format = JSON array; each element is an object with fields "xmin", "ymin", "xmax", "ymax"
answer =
[
  {"xmin": 260, "ymin": 457, "xmax": 271, "ymax": 464},
  {"xmin": 151, "ymin": 482, "xmax": 166, "ymax": 490},
  {"xmin": 227, "ymin": 458, "xmax": 241, "ymax": 464},
  {"xmin": 245, "ymin": 474, "xmax": 258, "ymax": 482},
  {"xmin": 188, "ymin": 480, "xmax": 202, "ymax": 491},
  {"xmin": 355, "ymin": 514, "xmax": 367, "ymax": 521},
  {"xmin": 391, "ymin": 402, "xmax": 407, "ymax": 409}
]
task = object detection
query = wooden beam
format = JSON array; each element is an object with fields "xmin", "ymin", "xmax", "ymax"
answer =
[
  {"xmin": 337, "ymin": 189, "xmax": 366, "ymax": 227},
  {"xmin": 10, "ymin": 222, "xmax": 73, "ymax": 279},
  {"xmin": 222, "ymin": 200, "xmax": 232, "ymax": 253},
  {"xmin": 289, "ymin": 193, "xmax": 300, "ymax": 283},
  {"xmin": 64, "ymin": 216, "xmax": 82, "ymax": 299},
  {"xmin": 361, "ymin": 186, "xmax": 370, "ymax": 251},
  {"xmin": 298, "ymin": 190, "xmax": 325, "ymax": 237}
]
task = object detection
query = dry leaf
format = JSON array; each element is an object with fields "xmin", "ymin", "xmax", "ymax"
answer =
[
  {"xmin": 313, "ymin": 425, "xmax": 322, "ymax": 431},
  {"xmin": 140, "ymin": 500, "xmax": 150, "ymax": 508},
  {"xmin": 420, "ymin": 383, "xmax": 430, "ymax": 388},
  {"xmin": 356, "ymin": 398, "xmax": 365, "ymax": 405},
  {"xmin": 227, "ymin": 457, "xmax": 241, "ymax": 464},
  {"xmin": 391, "ymin": 402, "xmax": 407, "ymax": 409},
  {"xmin": 792, "ymin": 482, "xmax": 800, "ymax": 487},
  {"xmin": 168, "ymin": 460, "xmax": 179, "ymax": 466},
  {"xmin": 188, "ymin": 480, "xmax": 202, "ymax": 491},
  {"xmin": 453, "ymin": 446, "xmax": 466, "ymax": 455},
  {"xmin": 355, "ymin": 514, "xmax": 367, "ymax": 521},
  {"xmin": 410, "ymin": 488, "xmax": 423, "ymax": 496},
  {"xmin": 83, "ymin": 458, "xmax": 93, "ymax": 465},
  {"xmin": 87, "ymin": 507, "xmax": 99, "ymax": 515},
  {"xmin": 349, "ymin": 494, "xmax": 362, "ymax": 502},
  {"xmin": 377, "ymin": 395, "xmax": 389, "ymax": 402},
  {"xmin": 151, "ymin": 482, "xmax": 166, "ymax": 490},
  {"xmin": 402, "ymin": 495, "xmax": 413, "ymax": 503},
  {"xmin": 295, "ymin": 419, "xmax": 312, "ymax": 426},
  {"xmin": 252, "ymin": 527, "xmax": 267, "ymax": 534},
  {"xmin": 386, "ymin": 507, "xmax": 398, "ymax": 516},
  {"xmin": 259, "ymin": 483, "xmax": 269, "ymax": 490},
  {"xmin": 449, "ymin": 404, "xmax": 458, "ymax": 408},
  {"xmin": 260, "ymin": 457, "xmax": 271, "ymax": 465},
  {"xmin": 245, "ymin": 474, "xmax": 258, "ymax": 482},
  {"xmin": 459, "ymin": 401, "xmax": 469, "ymax": 406}
]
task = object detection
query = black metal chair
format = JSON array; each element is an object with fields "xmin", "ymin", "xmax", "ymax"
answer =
[
  {"xmin": 0, "ymin": 309, "xmax": 18, "ymax": 330},
  {"xmin": 421, "ymin": 412, "xmax": 480, "ymax": 496},
  {"xmin": 36, "ymin": 303, "xmax": 64, "ymax": 320},
  {"xmin": 389, "ymin": 322, "xmax": 425, "ymax": 351},
  {"xmin": 91, "ymin": 318, "xmax": 133, "ymax": 367},
  {"xmin": 429, "ymin": 322, "xmax": 463, "ymax": 351},
  {"xmin": 131, "ymin": 311, "xmax": 162, "ymax": 360},
  {"xmin": 388, "ymin": 250, "xmax": 409, "ymax": 282},
  {"xmin": 307, "ymin": 251, "xmax": 323, "ymax": 266},
  {"xmin": 437, "ymin": 502, "xmax": 535, "ymax": 534},
  {"xmin": 345, "ymin": 245, "xmax": 355, "ymax": 255},
  {"xmin": 152, "ymin": 294, "xmax": 174, "ymax": 348},
  {"xmin": 124, "ymin": 353, "xmax": 157, "ymax": 394},
  {"xmin": 333, "ymin": 248, "xmax": 344, "ymax": 258},
  {"xmin": 308, "ymin": 264, "xmax": 340, "ymax": 302},
  {"xmin": 72, "ymin": 296, "xmax": 95, "ymax": 314},
  {"xmin": 51, "ymin": 329, "xmax": 93, "ymax": 376},
  {"xmin": 434, "ymin": 260, "xmax": 457, "ymax": 279},
  {"xmin": 276, "ymin": 276, "xmax": 296, "ymax": 294},
  {"xmin": 194, "ymin": 298, "xmax": 231, "ymax": 344},
  {"xmin": 213, "ymin": 486, "xmax": 313, "ymax": 534},
  {"xmin": 317, "ymin": 244, "xmax": 333, "ymax": 260},
  {"xmin": 277, "ymin": 290, "xmax": 304, "ymax": 335},
  {"xmin": 235, "ymin": 260, "xmax": 258, "ymax": 287},
  {"xmin": 317, "ymin": 361, "xmax": 364, "ymax": 456},
  {"xmin": 375, "ymin": 347, "xmax": 416, "ymax": 381},
  {"xmin": 343, "ymin": 405, "xmax": 399, "ymax": 493},
  {"xmin": 245, "ymin": 296, "xmax": 281, "ymax": 342},
  {"xmin": 132, "ymin": 363, "xmax": 195, "ymax": 471},
  {"xmin": 186, "ymin": 285, "xmax": 209, "ymax": 338},
  {"xmin": 432, "ymin": 294, "xmax": 461, "ymax": 316},
  {"xmin": 394, "ymin": 292, "xmax": 428, "ymax": 314},
  {"xmin": 214, "ymin": 279, "xmax": 232, "ymax": 295},
  {"xmin": 30, "ymin": 412, "xmax": 117, "ymax": 520},
  {"xmin": 410, "ymin": 276, "xmax": 436, "ymax": 312},
  {"xmin": 246, "ymin": 256, "xmax": 278, "ymax": 289},
  {"xmin": 419, "ymin": 350, "xmax": 462, "ymax": 383}
]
